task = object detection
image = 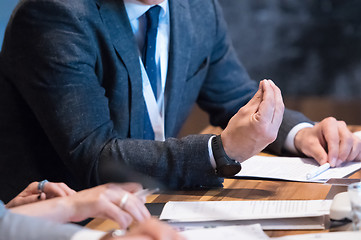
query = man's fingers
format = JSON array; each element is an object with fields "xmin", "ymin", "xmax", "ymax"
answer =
[
  {"xmin": 320, "ymin": 118, "xmax": 339, "ymax": 167},
  {"xmin": 294, "ymin": 118, "xmax": 361, "ymax": 167},
  {"xmin": 244, "ymin": 80, "xmax": 264, "ymax": 110},
  {"xmin": 337, "ymin": 121, "xmax": 353, "ymax": 166},
  {"xmin": 268, "ymin": 80, "xmax": 284, "ymax": 126},
  {"xmin": 348, "ymin": 135, "xmax": 361, "ymax": 162},
  {"xmin": 256, "ymin": 80, "xmax": 276, "ymax": 122},
  {"xmin": 304, "ymin": 141, "xmax": 329, "ymax": 165}
]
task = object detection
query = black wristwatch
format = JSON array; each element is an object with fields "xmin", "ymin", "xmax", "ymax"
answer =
[{"xmin": 211, "ymin": 135, "xmax": 241, "ymax": 177}]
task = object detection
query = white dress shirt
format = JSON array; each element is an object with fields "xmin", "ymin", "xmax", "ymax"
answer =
[{"xmin": 125, "ymin": 0, "xmax": 169, "ymax": 101}]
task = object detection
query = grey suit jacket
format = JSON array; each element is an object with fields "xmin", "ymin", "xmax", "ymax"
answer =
[
  {"xmin": 0, "ymin": 0, "xmax": 311, "ymax": 202},
  {"xmin": 0, "ymin": 202, "xmax": 81, "ymax": 240}
]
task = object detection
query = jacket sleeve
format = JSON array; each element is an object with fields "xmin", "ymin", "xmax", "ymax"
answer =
[{"xmin": 0, "ymin": 202, "xmax": 82, "ymax": 240}]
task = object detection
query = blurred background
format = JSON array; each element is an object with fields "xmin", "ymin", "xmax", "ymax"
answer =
[
  {"xmin": 183, "ymin": 0, "xmax": 361, "ymax": 135},
  {"xmin": 1, "ymin": 0, "xmax": 360, "ymax": 134},
  {"xmin": 219, "ymin": 0, "xmax": 361, "ymax": 125}
]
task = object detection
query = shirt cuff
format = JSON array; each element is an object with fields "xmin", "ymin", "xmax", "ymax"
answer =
[
  {"xmin": 71, "ymin": 229, "xmax": 107, "ymax": 240},
  {"xmin": 208, "ymin": 135, "xmax": 217, "ymax": 169},
  {"xmin": 284, "ymin": 122, "xmax": 314, "ymax": 154}
]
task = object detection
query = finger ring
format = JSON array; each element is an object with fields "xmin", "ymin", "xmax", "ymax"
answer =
[
  {"xmin": 111, "ymin": 229, "xmax": 126, "ymax": 237},
  {"xmin": 119, "ymin": 193, "xmax": 128, "ymax": 209},
  {"xmin": 38, "ymin": 180, "xmax": 48, "ymax": 193}
]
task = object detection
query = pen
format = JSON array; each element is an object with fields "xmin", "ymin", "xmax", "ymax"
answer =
[
  {"xmin": 306, "ymin": 163, "xmax": 331, "ymax": 180},
  {"xmin": 134, "ymin": 188, "xmax": 159, "ymax": 198}
]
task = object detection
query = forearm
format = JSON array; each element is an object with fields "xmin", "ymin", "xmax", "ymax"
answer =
[
  {"xmin": 97, "ymin": 134, "xmax": 223, "ymax": 189},
  {"xmin": 10, "ymin": 197, "xmax": 74, "ymax": 223},
  {"xmin": 1, "ymin": 207, "xmax": 81, "ymax": 240}
]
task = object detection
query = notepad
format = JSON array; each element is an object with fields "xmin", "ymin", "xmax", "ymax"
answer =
[
  {"xmin": 235, "ymin": 155, "xmax": 361, "ymax": 183},
  {"xmin": 160, "ymin": 200, "xmax": 331, "ymax": 230}
]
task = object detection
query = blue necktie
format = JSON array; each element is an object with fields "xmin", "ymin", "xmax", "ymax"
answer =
[{"xmin": 143, "ymin": 6, "xmax": 161, "ymax": 140}]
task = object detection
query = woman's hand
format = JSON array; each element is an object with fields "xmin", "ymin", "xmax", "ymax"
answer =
[
  {"xmin": 66, "ymin": 183, "xmax": 151, "ymax": 229},
  {"xmin": 101, "ymin": 218, "xmax": 184, "ymax": 240},
  {"xmin": 6, "ymin": 181, "xmax": 75, "ymax": 208}
]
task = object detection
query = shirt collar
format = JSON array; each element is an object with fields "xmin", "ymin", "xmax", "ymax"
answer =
[{"xmin": 124, "ymin": 0, "xmax": 168, "ymax": 22}]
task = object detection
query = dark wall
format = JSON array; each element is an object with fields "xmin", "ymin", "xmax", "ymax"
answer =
[{"xmin": 219, "ymin": 0, "xmax": 361, "ymax": 99}]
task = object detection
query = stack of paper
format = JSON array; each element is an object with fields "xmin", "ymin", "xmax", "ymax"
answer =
[{"xmin": 160, "ymin": 200, "xmax": 332, "ymax": 230}]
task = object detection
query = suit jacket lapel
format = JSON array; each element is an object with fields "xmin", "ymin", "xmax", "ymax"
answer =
[
  {"xmin": 96, "ymin": 0, "xmax": 144, "ymax": 138},
  {"xmin": 165, "ymin": 0, "xmax": 192, "ymax": 137}
]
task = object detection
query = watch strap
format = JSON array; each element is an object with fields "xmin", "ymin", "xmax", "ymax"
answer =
[{"xmin": 211, "ymin": 135, "xmax": 241, "ymax": 177}]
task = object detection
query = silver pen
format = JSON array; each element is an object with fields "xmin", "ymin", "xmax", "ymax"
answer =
[
  {"xmin": 306, "ymin": 163, "xmax": 331, "ymax": 180},
  {"xmin": 134, "ymin": 188, "xmax": 160, "ymax": 198}
]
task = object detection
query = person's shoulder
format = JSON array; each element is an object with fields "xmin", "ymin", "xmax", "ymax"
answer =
[{"xmin": 15, "ymin": 0, "xmax": 96, "ymax": 18}]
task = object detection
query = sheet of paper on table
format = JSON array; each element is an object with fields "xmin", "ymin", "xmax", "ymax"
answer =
[
  {"xmin": 235, "ymin": 155, "xmax": 361, "ymax": 183},
  {"xmin": 272, "ymin": 231, "xmax": 361, "ymax": 240},
  {"xmin": 353, "ymin": 130, "xmax": 361, "ymax": 139},
  {"xmin": 160, "ymin": 200, "xmax": 331, "ymax": 230},
  {"xmin": 180, "ymin": 224, "xmax": 270, "ymax": 240},
  {"xmin": 179, "ymin": 224, "xmax": 361, "ymax": 240},
  {"xmin": 169, "ymin": 216, "xmax": 326, "ymax": 230},
  {"xmin": 236, "ymin": 131, "xmax": 361, "ymax": 183}
]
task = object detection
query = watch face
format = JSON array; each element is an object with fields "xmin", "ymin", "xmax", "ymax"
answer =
[{"xmin": 217, "ymin": 159, "xmax": 241, "ymax": 177}]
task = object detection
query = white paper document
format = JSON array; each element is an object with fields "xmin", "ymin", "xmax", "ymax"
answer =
[
  {"xmin": 235, "ymin": 155, "xmax": 361, "ymax": 182},
  {"xmin": 169, "ymin": 216, "xmax": 326, "ymax": 230},
  {"xmin": 272, "ymin": 231, "xmax": 361, "ymax": 240},
  {"xmin": 160, "ymin": 200, "xmax": 331, "ymax": 221},
  {"xmin": 181, "ymin": 224, "xmax": 270, "ymax": 240},
  {"xmin": 353, "ymin": 130, "xmax": 361, "ymax": 139}
]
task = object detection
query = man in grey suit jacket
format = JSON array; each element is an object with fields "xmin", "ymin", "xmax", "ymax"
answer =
[{"xmin": 0, "ymin": 0, "xmax": 360, "ymax": 203}]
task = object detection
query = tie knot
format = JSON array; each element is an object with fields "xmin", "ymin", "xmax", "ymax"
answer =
[{"xmin": 146, "ymin": 6, "xmax": 161, "ymax": 30}]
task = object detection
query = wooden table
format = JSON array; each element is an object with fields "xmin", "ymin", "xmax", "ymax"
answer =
[{"xmin": 87, "ymin": 125, "xmax": 361, "ymax": 237}]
